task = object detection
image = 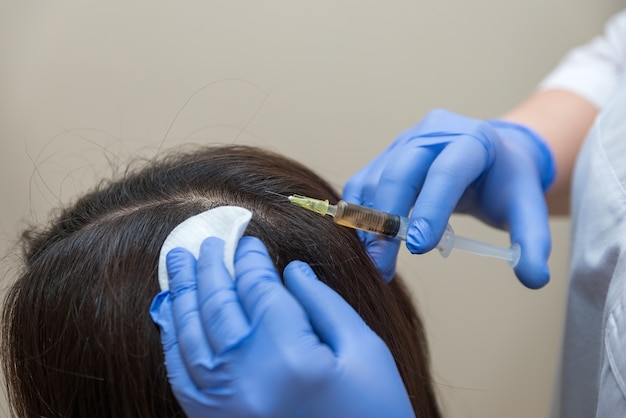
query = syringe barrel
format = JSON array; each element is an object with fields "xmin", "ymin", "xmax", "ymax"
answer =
[{"xmin": 334, "ymin": 201, "xmax": 403, "ymax": 238}]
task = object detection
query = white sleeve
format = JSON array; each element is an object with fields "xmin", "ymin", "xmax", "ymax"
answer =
[{"xmin": 539, "ymin": 9, "xmax": 626, "ymax": 109}]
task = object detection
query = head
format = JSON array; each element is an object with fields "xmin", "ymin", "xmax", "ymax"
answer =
[{"xmin": 2, "ymin": 144, "xmax": 440, "ymax": 417}]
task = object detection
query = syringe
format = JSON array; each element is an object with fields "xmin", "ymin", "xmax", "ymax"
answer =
[{"xmin": 284, "ymin": 193, "xmax": 520, "ymax": 267}]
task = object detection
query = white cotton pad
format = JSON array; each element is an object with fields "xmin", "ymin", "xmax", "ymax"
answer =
[{"xmin": 157, "ymin": 206, "xmax": 253, "ymax": 291}]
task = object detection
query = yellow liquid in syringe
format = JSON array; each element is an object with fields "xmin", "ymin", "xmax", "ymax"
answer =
[
  {"xmin": 287, "ymin": 194, "xmax": 407, "ymax": 239},
  {"xmin": 331, "ymin": 201, "xmax": 403, "ymax": 237}
]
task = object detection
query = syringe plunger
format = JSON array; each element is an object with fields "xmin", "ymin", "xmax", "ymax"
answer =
[{"xmin": 436, "ymin": 224, "xmax": 520, "ymax": 267}]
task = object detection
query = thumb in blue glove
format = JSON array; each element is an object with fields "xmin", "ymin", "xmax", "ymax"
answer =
[
  {"xmin": 150, "ymin": 235, "xmax": 415, "ymax": 418},
  {"xmin": 343, "ymin": 109, "xmax": 555, "ymax": 289}
]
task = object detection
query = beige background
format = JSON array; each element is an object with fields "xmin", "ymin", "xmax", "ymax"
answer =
[{"xmin": 1, "ymin": 2, "xmax": 623, "ymax": 417}]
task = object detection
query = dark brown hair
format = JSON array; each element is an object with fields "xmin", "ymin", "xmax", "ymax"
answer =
[{"xmin": 2, "ymin": 145, "xmax": 440, "ymax": 417}]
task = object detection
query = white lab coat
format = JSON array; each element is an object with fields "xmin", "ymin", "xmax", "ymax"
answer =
[
  {"xmin": 554, "ymin": 73, "xmax": 626, "ymax": 418},
  {"xmin": 542, "ymin": 10, "xmax": 626, "ymax": 418}
]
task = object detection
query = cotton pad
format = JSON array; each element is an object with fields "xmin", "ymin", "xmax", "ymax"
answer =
[{"xmin": 157, "ymin": 206, "xmax": 252, "ymax": 291}]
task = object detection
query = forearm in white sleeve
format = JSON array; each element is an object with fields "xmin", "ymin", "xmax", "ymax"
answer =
[{"xmin": 539, "ymin": 9, "xmax": 626, "ymax": 110}]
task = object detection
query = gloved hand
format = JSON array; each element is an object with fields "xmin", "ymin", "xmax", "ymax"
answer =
[
  {"xmin": 343, "ymin": 109, "xmax": 555, "ymax": 289},
  {"xmin": 150, "ymin": 236, "xmax": 415, "ymax": 418}
]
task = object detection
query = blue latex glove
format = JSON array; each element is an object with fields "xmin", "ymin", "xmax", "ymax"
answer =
[
  {"xmin": 150, "ymin": 236, "xmax": 415, "ymax": 418},
  {"xmin": 343, "ymin": 109, "xmax": 555, "ymax": 289}
]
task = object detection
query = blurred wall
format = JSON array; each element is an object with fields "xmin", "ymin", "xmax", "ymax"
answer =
[{"xmin": 1, "ymin": 2, "xmax": 623, "ymax": 417}]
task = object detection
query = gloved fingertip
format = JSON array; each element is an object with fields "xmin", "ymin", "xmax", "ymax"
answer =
[
  {"xmin": 509, "ymin": 231, "xmax": 551, "ymax": 289},
  {"xmin": 237, "ymin": 235, "xmax": 262, "ymax": 247},
  {"xmin": 514, "ymin": 259, "xmax": 550, "ymax": 290},
  {"xmin": 284, "ymin": 261, "xmax": 372, "ymax": 352},
  {"xmin": 382, "ymin": 273, "xmax": 394, "ymax": 283},
  {"xmin": 167, "ymin": 246, "xmax": 191, "ymax": 259},
  {"xmin": 199, "ymin": 235, "xmax": 225, "ymax": 253},
  {"xmin": 166, "ymin": 247, "xmax": 195, "ymax": 278},
  {"xmin": 406, "ymin": 218, "xmax": 433, "ymax": 254},
  {"xmin": 149, "ymin": 291, "xmax": 179, "ymax": 351},
  {"xmin": 149, "ymin": 290, "xmax": 171, "ymax": 324},
  {"xmin": 283, "ymin": 261, "xmax": 322, "ymax": 296},
  {"xmin": 364, "ymin": 239, "xmax": 398, "ymax": 283},
  {"xmin": 356, "ymin": 229, "xmax": 367, "ymax": 243},
  {"xmin": 378, "ymin": 263, "xmax": 395, "ymax": 283},
  {"xmin": 284, "ymin": 260, "xmax": 319, "ymax": 282}
]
